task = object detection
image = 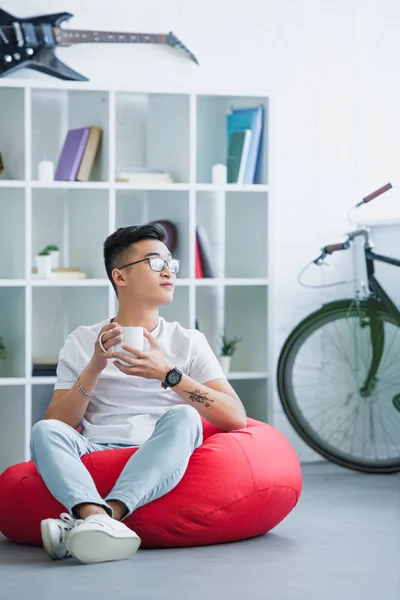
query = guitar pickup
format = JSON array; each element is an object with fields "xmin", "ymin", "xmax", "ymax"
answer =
[
  {"xmin": 39, "ymin": 23, "xmax": 55, "ymax": 47},
  {"xmin": 21, "ymin": 23, "xmax": 38, "ymax": 47}
]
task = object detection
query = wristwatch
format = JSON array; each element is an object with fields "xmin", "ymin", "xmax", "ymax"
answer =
[{"xmin": 161, "ymin": 367, "xmax": 182, "ymax": 389}]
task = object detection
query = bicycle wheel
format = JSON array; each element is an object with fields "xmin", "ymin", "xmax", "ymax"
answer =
[{"xmin": 277, "ymin": 299, "xmax": 400, "ymax": 473}]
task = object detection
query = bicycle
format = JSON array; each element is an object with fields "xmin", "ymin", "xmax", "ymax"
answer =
[{"xmin": 277, "ymin": 183, "xmax": 400, "ymax": 473}]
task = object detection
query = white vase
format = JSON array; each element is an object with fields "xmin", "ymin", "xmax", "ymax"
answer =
[
  {"xmin": 35, "ymin": 255, "xmax": 52, "ymax": 278},
  {"xmin": 218, "ymin": 355, "xmax": 231, "ymax": 376},
  {"xmin": 49, "ymin": 250, "xmax": 60, "ymax": 269}
]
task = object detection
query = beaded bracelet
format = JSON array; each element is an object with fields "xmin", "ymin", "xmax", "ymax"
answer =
[{"xmin": 77, "ymin": 375, "xmax": 93, "ymax": 399}]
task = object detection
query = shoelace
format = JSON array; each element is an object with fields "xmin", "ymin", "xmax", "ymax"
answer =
[{"xmin": 59, "ymin": 512, "xmax": 84, "ymax": 530}]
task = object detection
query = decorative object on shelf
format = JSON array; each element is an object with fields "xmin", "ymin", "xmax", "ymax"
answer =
[
  {"xmin": 0, "ymin": 9, "xmax": 198, "ymax": 82},
  {"xmin": 35, "ymin": 249, "xmax": 52, "ymax": 278},
  {"xmin": 38, "ymin": 157, "xmax": 54, "ymax": 182},
  {"xmin": 227, "ymin": 129, "xmax": 252, "ymax": 184},
  {"xmin": 218, "ymin": 332, "xmax": 243, "ymax": 375},
  {"xmin": 31, "ymin": 267, "xmax": 87, "ymax": 280},
  {"xmin": 0, "ymin": 336, "xmax": 8, "ymax": 361},
  {"xmin": 149, "ymin": 220, "xmax": 178, "ymax": 254},
  {"xmin": 211, "ymin": 163, "xmax": 227, "ymax": 185},
  {"xmin": 196, "ymin": 226, "xmax": 216, "ymax": 278},
  {"xmin": 227, "ymin": 106, "xmax": 264, "ymax": 184},
  {"xmin": 115, "ymin": 168, "xmax": 173, "ymax": 185}
]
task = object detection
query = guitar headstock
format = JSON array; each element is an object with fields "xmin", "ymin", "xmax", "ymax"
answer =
[{"xmin": 167, "ymin": 32, "xmax": 198, "ymax": 65}]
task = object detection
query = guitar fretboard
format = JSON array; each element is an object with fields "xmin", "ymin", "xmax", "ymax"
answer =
[{"xmin": 53, "ymin": 28, "xmax": 167, "ymax": 45}]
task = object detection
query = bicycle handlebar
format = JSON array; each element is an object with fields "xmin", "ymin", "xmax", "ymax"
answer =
[
  {"xmin": 358, "ymin": 182, "xmax": 392, "ymax": 206},
  {"xmin": 324, "ymin": 241, "xmax": 351, "ymax": 255}
]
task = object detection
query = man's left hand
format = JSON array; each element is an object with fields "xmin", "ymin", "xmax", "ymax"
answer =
[{"xmin": 113, "ymin": 329, "xmax": 172, "ymax": 382}]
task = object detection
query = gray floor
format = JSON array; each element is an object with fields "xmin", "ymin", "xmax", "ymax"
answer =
[{"xmin": 0, "ymin": 463, "xmax": 399, "ymax": 600}]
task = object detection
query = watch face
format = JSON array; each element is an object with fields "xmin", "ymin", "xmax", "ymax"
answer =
[{"xmin": 168, "ymin": 369, "xmax": 181, "ymax": 385}]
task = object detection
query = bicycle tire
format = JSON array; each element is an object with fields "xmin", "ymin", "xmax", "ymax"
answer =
[{"xmin": 277, "ymin": 299, "xmax": 400, "ymax": 473}]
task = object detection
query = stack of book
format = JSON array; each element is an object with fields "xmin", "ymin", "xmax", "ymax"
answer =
[
  {"xmin": 196, "ymin": 226, "xmax": 216, "ymax": 278},
  {"xmin": 32, "ymin": 358, "xmax": 58, "ymax": 377},
  {"xmin": 31, "ymin": 267, "xmax": 87, "ymax": 280},
  {"xmin": 55, "ymin": 127, "xmax": 102, "ymax": 182},
  {"xmin": 226, "ymin": 106, "xmax": 264, "ymax": 184},
  {"xmin": 115, "ymin": 168, "xmax": 173, "ymax": 185}
]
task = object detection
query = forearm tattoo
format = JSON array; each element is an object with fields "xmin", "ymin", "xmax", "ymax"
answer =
[{"xmin": 185, "ymin": 388, "xmax": 215, "ymax": 408}]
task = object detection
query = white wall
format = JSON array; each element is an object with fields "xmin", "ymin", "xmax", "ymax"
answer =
[{"xmin": 8, "ymin": 0, "xmax": 400, "ymax": 460}]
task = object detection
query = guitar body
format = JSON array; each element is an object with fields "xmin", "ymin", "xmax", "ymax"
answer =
[
  {"xmin": 0, "ymin": 9, "xmax": 88, "ymax": 81},
  {"xmin": 0, "ymin": 9, "xmax": 198, "ymax": 81}
]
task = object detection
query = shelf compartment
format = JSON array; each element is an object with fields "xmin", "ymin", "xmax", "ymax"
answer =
[
  {"xmin": 116, "ymin": 190, "xmax": 190, "ymax": 279},
  {"xmin": 229, "ymin": 379, "xmax": 269, "ymax": 423},
  {"xmin": 32, "ymin": 188, "xmax": 108, "ymax": 279},
  {"xmin": 0, "ymin": 386, "xmax": 26, "ymax": 472},
  {"xmin": 0, "ymin": 87, "xmax": 25, "ymax": 180},
  {"xmin": 31, "ymin": 88, "xmax": 109, "ymax": 181},
  {"xmin": 225, "ymin": 192, "xmax": 268, "ymax": 279},
  {"xmin": 196, "ymin": 95, "xmax": 269, "ymax": 185},
  {"xmin": 195, "ymin": 286, "xmax": 225, "ymax": 355},
  {"xmin": 196, "ymin": 191, "xmax": 224, "ymax": 279},
  {"xmin": 0, "ymin": 287, "xmax": 25, "ymax": 378},
  {"xmin": 0, "ymin": 188, "xmax": 25, "ymax": 278},
  {"xmin": 32, "ymin": 286, "xmax": 109, "ymax": 367},
  {"xmin": 32, "ymin": 384, "xmax": 53, "ymax": 427},
  {"xmin": 115, "ymin": 93, "xmax": 190, "ymax": 184},
  {"xmin": 224, "ymin": 286, "xmax": 268, "ymax": 373},
  {"xmin": 159, "ymin": 286, "xmax": 190, "ymax": 329}
]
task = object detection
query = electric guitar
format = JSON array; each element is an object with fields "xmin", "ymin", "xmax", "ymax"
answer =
[{"xmin": 0, "ymin": 9, "xmax": 198, "ymax": 81}]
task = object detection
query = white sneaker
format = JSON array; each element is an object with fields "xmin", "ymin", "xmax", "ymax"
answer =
[
  {"xmin": 41, "ymin": 513, "xmax": 82, "ymax": 560},
  {"xmin": 66, "ymin": 513, "xmax": 141, "ymax": 564}
]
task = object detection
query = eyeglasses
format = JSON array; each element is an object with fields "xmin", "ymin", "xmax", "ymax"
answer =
[{"xmin": 117, "ymin": 257, "xmax": 180, "ymax": 274}]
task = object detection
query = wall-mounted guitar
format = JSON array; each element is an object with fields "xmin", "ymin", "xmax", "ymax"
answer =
[{"xmin": 0, "ymin": 8, "xmax": 198, "ymax": 81}]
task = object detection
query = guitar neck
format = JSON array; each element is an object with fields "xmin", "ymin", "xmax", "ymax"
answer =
[{"xmin": 53, "ymin": 28, "xmax": 167, "ymax": 45}]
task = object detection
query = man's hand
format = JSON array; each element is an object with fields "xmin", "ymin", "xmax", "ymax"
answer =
[
  {"xmin": 91, "ymin": 322, "xmax": 122, "ymax": 372},
  {"xmin": 113, "ymin": 329, "xmax": 172, "ymax": 382}
]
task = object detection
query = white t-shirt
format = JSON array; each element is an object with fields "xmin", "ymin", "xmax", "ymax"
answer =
[{"xmin": 54, "ymin": 317, "xmax": 226, "ymax": 445}]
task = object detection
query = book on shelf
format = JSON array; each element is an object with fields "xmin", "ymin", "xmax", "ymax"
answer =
[
  {"xmin": 226, "ymin": 106, "xmax": 264, "ymax": 184},
  {"xmin": 54, "ymin": 128, "xmax": 90, "ymax": 181},
  {"xmin": 76, "ymin": 127, "xmax": 102, "ymax": 181},
  {"xmin": 31, "ymin": 267, "xmax": 87, "ymax": 279},
  {"xmin": 54, "ymin": 127, "xmax": 102, "ymax": 181},
  {"xmin": 115, "ymin": 167, "xmax": 173, "ymax": 184},
  {"xmin": 227, "ymin": 129, "xmax": 252, "ymax": 184},
  {"xmin": 196, "ymin": 226, "xmax": 216, "ymax": 278},
  {"xmin": 32, "ymin": 357, "xmax": 58, "ymax": 377},
  {"xmin": 195, "ymin": 238, "xmax": 203, "ymax": 278}
]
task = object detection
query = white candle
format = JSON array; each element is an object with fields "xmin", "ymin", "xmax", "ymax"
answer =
[{"xmin": 38, "ymin": 158, "xmax": 54, "ymax": 182}]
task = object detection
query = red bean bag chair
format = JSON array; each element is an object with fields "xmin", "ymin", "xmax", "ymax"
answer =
[{"xmin": 0, "ymin": 418, "xmax": 302, "ymax": 548}]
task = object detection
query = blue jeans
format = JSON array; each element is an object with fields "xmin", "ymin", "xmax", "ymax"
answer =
[{"xmin": 30, "ymin": 405, "xmax": 203, "ymax": 519}]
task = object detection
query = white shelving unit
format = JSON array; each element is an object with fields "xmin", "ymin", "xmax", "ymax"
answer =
[{"xmin": 0, "ymin": 80, "xmax": 271, "ymax": 473}]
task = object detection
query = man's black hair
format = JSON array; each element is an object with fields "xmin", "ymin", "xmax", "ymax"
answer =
[{"xmin": 103, "ymin": 224, "xmax": 166, "ymax": 295}]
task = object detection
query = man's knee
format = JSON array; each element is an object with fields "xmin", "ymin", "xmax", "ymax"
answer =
[
  {"xmin": 165, "ymin": 405, "xmax": 203, "ymax": 445},
  {"xmin": 30, "ymin": 419, "xmax": 69, "ymax": 450}
]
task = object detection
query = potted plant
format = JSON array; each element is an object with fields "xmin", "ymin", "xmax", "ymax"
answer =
[
  {"xmin": 35, "ymin": 248, "xmax": 52, "ymax": 278},
  {"xmin": 44, "ymin": 244, "xmax": 60, "ymax": 269},
  {"xmin": 218, "ymin": 332, "xmax": 243, "ymax": 375}
]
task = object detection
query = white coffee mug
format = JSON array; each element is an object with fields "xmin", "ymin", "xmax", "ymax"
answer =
[{"xmin": 114, "ymin": 326, "xmax": 144, "ymax": 366}]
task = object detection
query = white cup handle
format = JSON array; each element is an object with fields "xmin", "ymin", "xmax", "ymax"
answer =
[{"xmin": 98, "ymin": 331, "xmax": 108, "ymax": 353}]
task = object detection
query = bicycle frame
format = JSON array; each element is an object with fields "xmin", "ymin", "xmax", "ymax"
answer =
[
  {"xmin": 365, "ymin": 248, "xmax": 400, "ymax": 327},
  {"xmin": 359, "ymin": 247, "xmax": 400, "ymax": 395}
]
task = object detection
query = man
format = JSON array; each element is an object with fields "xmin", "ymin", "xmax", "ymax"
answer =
[{"xmin": 31, "ymin": 224, "xmax": 247, "ymax": 565}]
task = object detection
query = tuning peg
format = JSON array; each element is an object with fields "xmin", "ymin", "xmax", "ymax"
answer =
[{"xmin": 4, "ymin": 55, "xmax": 12, "ymax": 63}]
